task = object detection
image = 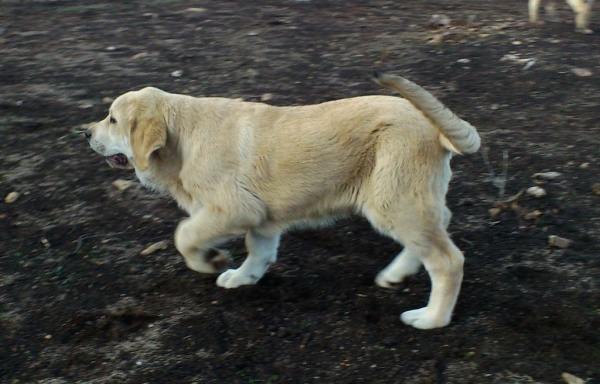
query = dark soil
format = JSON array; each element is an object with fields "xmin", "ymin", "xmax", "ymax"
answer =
[{"xmin": 1, "ymin": 1, "xmax": 599, "ymax": 383}]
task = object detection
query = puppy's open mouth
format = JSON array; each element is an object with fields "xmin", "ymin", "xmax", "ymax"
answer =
[{"xmin": 106, "ymin": 154, "xmax": 130, "ymax": 169}]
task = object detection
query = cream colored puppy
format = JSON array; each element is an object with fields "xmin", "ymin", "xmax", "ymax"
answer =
[
  {"xmin": 529, "ymin": 0, "xmax": 594, "ymax": 33},
  {"xmin": 86, "ymin": 72, "xmax": 480, "ymax": 329}
]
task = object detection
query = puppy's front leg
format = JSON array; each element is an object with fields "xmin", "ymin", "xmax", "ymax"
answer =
[
  {"xmin": 216, "ymin": 227, "xmax": 281, "ymax": 288},
  {"xmin": 174, "ymin": 206, "xmax": 249, "ymax": 274}
]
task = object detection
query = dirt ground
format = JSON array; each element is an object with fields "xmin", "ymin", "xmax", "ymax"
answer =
[{"xmin": 1, "ymin": 1, "xmax": 600, "ymax": 383}]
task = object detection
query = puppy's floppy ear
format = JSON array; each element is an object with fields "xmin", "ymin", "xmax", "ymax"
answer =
[{"xmin": 128, "ymin": 99, "xmax": 167, "ymax": 172}]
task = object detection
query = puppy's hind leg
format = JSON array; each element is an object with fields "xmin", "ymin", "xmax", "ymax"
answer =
[
  {"xmin": 217, "ymin": 226, "xmax": 281, "ymax": 288},
  {"xmin": 375, "ymin": 247, "xmax": 422, "ymax": 289},
  {"xmin": 366, "ymin": 206, "xmax": 463, "ymax": 330},
  {"xmin": 399, "ymin": 234, "xmax": 464, "ymax": 330},
  {"xmin": 373, "ymin": 207, "xmax": 450, "ymax": 289}
]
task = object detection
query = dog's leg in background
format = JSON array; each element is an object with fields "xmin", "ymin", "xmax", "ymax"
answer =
[
  {"xmin": 529, "ymin": 0, "xmax": 543, "ymax": 23},
  {"xmin": 174, "ymin": 206, "xmax": 262, "ymax": 274},
  {"xmin": 567, "ymin": 0, "xmax": 594, "ymax": 33},
  {"xmin": 216, "ymin": 226, "xmax": 281, "ymax": 288}
]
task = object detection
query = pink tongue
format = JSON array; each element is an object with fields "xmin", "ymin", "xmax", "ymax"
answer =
[{"xmin": 108, "ymin": 154, "xmax": 127, "ymax": 165}]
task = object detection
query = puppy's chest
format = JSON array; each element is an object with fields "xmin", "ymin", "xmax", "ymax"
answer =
[
  {"xmin": 137, "ymin": 168, "xmax": 200, "ymax": 213},
  {"xmin": 135, "ymin": 169, "xmax": 168, "ymax": 195}
]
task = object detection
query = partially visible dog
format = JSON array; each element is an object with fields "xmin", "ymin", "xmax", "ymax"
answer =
[
  {"xmin": 529, "ymin": 0, "xmax": 594, "ymax": 33},
  {"xmin": 86, "ymin": 72, "xmax": 480, "ymax": 329}
]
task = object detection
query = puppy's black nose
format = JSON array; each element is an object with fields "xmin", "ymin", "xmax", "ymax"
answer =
[{"xmin": 84, "ymin": 129, "xmax": 92, "ymax": 140}]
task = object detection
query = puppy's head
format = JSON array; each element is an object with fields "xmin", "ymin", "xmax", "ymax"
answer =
[{"xmin": 86, "ymin": 87, "xmax": 167, "ymax": 172}]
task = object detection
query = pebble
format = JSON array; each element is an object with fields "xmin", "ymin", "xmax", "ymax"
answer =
[
  {"xmin": 526, "ymin": 186, "xmax": 546, "ymax": 198},
  {"xmin": 592, "ymin": 183, "xmax": 600, "ymax": 196},
  {"xmin": 429, "ymin": 14, "xmax": 451, "ymax": 27},
  {"xmin": 489, "ymin": 207, "xmax": 502, "ymax": 217},
  {"xmin": 533, "ymin": 171, "xmax": 561, "ymax": 179},
  {"xmin": 78, "ymin": 102, "xmax": 95, "ymax": 109},
  {"xmin": 548, "ymin": 235, "xmax": 572, "ymax": 249},
  {"xmin": 40, "ymin": 238, "xmax": 51, "ymax": 248},
  {"xmin": 261, "ymin": 93, "xmax": 273, "ymax": 101},
  {"xmin": 171, "ymin": 70, "xmax": 183, "ymax": 78},
  {"xmin": 131, "ymin": 52, "xmax": 149, "ymax": 60},
  {"xmin": 524, "ymin": 210, "xmax": 542, "ymax": 220},
  {"xmin": 102, "ymin": 97, "xmax": 114, "ymax": 104},
  {"xmin": 522, "ymin": 60, "xmax": 536, "ymax": 70},
  {"xmin": 562, "ymin": 373, "xmax": 585, "ymax": 384},
  {"xmin": 427, "ymin": 35, "xmax": 444, "ymax": 45},
  {"xmin": 5, "ymin": 191, "xmax": 19, "ymax": 203},
  {"xmin": 184, "ymin": 7, "xmax": 207, "ymax": 13},
  {"xmin": 140, "ymin": 240, "xmax": 169, "ymax": 256},
  {"xmin": 571, "ymin": 68, "xmax": 592, "ymax": 77},
  {"xmin": 457, "ymin": 58, "xmax": 471, "ymax": 64},
  {"xmin": 500, "ymin": 54, "xmax": 531, "ymax": 64},
  {"xmin": 15, "ymin": 31, "xmax": 48, "ymax": 37},
  {"xmin": 112, "ymin": 179, "xmax": 134, "ymax": 191},
  {"xmin": 579, "ymin": 163, "xmax": 590, "ymax": 169}
]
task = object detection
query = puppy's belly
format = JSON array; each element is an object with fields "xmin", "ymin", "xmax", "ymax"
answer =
[{"xmin": 266, "ymin": 198, "xmax": 355, "ymax": 229}]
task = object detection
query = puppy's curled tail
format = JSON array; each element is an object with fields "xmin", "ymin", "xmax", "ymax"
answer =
[{"xmin": 373, "ymin": 71, "xmax": 481, "ymax": 155}]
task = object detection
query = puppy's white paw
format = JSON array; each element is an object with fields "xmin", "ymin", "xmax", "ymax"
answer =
[
  {"xmin": 400, "ymin": 307, "xmax": 450, "ymax": 330},
  {"xmin": 375, "ymin": 272, "xmax": 401, "ymax": 289},
  {"xmin": 184, "ymin": 249, "xmax": 231, "ymax": 274},
  {"xmin": 216, "ymin": 269, "xmax": 260, "ymax": 289},
  {"xmin": 375, "ymin": 269, "xmax": 415, "ymax": 289},
  {"xmin": 375, "ymin": 254, "xmax": 421, "ymax": 289}
]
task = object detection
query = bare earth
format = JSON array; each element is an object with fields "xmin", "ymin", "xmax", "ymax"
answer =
[{"xmin": 1, "ymin": 1, "xmax": 599, "ymax": 383}]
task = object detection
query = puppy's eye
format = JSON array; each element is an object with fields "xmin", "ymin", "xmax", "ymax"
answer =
[{"xmin": 110, "ymin": 117, "xmax": 117, "ymax": 124}]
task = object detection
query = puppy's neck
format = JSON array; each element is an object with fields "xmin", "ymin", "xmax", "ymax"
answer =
[{"xmin": 138, "ymin": 126, "xmax": 194, "ymax": 212}]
